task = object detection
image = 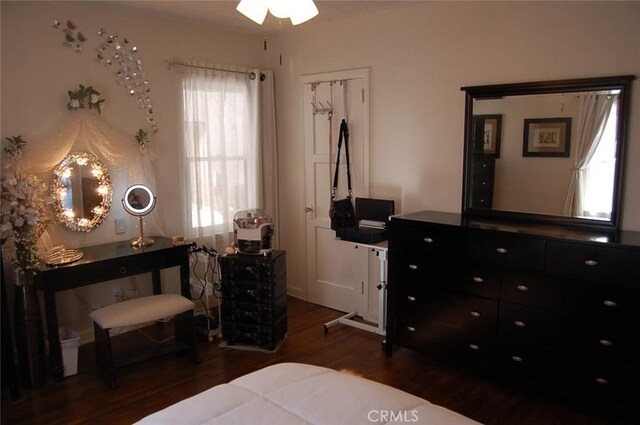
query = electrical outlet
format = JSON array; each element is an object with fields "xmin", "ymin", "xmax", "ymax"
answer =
[
  {"xmin": 115, "ymin": 218, "xmax": 127, "ymax": 234},
  {"xmin": 114, "ymin": 289, "xmax": 124, "ymax": 303}
]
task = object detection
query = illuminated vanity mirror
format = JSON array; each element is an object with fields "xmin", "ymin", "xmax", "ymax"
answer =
[
  {"xmin": 52, "ymin": 151, "xmax": 113, "ymax": 232},
  {"xmin": 122, "ymin": 184, "xmax": 156, "ymax": 248},
  {"xmin": 462, "ymin": 75, "xmax": 634, "ymax": 230}
]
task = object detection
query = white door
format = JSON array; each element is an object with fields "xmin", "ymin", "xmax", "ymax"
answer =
[{"xmin": 301, "ymin": 69, "xmax": 370, "ymax": 314}]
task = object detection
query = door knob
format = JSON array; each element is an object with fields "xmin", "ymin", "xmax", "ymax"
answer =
[{"xmin": 304, "ymin": 207, "xmax": 313, "ymax": 213}]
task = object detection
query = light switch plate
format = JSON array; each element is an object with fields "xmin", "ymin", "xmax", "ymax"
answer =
[{"xmin": 115, "ymin": 218, "xmax": 127, "ymax": 234}]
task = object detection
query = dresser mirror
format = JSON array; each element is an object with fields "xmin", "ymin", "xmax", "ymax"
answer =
[
  {"xmin": 461, "ymin": 75, "xmax": 634, "ymax": 230},
  {"xmin": 51, "ymin": 151, "xmax": 113, "ymax": 232}
]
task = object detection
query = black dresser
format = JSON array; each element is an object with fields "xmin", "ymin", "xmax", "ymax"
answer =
[
  {"xmin": 386, "ymin": 211, "xmax": 640, "ymax": 409},
  {"xmin": 219, "ymin": 250, "xmax": 287, "ymax": 350}
]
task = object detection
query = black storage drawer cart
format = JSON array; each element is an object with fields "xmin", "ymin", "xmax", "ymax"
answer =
[
  {"xmin": 386, "ymin": 211, "xmax": 640, "ymax": 412},
  {"xmin": 219, "ymin": 250, "xmax": 287, "ymax": 351}
]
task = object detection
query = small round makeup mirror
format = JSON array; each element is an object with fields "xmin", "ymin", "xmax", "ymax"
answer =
[{"xmin": 122, "ymin": 184, "xmax": 156, "ymax": 248}]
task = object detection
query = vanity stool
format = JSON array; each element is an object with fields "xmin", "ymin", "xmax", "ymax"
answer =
[{"xmin": 90, "ymin": 294, "xmax": 199, "ymax": 388}]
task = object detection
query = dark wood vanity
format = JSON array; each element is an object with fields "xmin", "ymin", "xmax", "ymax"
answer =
[{"xmin": 385, "ymin": 76, "xmax": 638, "ymax": 412}]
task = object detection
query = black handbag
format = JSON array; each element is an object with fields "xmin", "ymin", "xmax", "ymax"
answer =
[{"xmin": 329, "ymin": 119, "xmax": 357, "ymax": 230}]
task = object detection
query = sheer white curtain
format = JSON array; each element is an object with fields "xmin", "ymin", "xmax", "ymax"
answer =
[
  {"xmin": 563, "ymin": 93, "xmax": 616, "ymax": 217},
  {"xmin": 177, "ymin": 63, "xmax": 277, "ymax": 249}
]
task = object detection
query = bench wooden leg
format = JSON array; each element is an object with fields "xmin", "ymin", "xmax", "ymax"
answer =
[{"xmin": 93, "ymin": 322, "xmax": 118, "ymax": 388}]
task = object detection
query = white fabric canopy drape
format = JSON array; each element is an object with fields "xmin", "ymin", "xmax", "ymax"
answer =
[
  {"xmin": 563, "ymin": 93, "xmax": 616, "ymax": 217},
  {"xmin": 17, "ymin": 111, "xmax": 164, "ymax": 248},
  {"xmin": 175, "ymin": 62, "xmax": 278, "ymax": 250}
]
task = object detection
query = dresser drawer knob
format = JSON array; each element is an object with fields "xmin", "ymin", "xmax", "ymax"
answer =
[
  {"xmin": 470, "ymin": 311, "xmax": 481, "ymax": 317},
  {"xmin": 595, "ymin": 377, "xmax": 609, "ymax": 385},
  {"xmin": 603, "ymin": 300, "xmax": 618, "ymax": 307},
  {"xmin": 514, "ymin": 320, "xmax": 526, "ymax": 327},
  {"xmin": 407, "ymin": 296, "xmax": 416, "ymax": 302},
  {"xmin": 496, "ymin": 247, "xmax": 508, "ymax": 254},
  {"xmin": 516, "ymin": 284, "xmax": 529, "ymax": 292},
  {"xmin": 423, "ymin": 237, "xmax": 434, "ymax": 243},
  {"xmin": 120, "ymin": 266, "xmax": 127, "ymax": 274},
  {"xmin": 599, "ymin": 339, "xmax": 613, "ymax": 347},
  {"xmin": 408, "ymin": 264, "xmax": 418, "ymax": 270},
  {"xmin": 584, "ymin": 259, "xmax": 598, "ymax": 266},
  {"xmin": 469, "ymin": 344, "xmax": 480, "ymax": 350},
  {"xmin": 511, "ymin": 355, "xmax": 523, "ymax": 362},
  {"xmin": 407, "ymin": 326, "xmax": 416, "ymax": 332},
  {"xmin": 473, "ymin": 277, "xmax": 484, "ymax": 283}
]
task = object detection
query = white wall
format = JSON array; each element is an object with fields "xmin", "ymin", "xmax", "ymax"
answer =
[
  {"xmin": 270, "ymin": 1, "xmax": 640, "ymax": 297},
  {"xmin": 2, "ymin": 1, "xmax": 640, "ymax": 341},
  {"xmin": 1, "ymin": 1, "xmax": 267, "ymax": 341}
]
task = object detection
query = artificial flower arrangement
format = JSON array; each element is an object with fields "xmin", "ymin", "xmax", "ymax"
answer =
[
  {"xmin": 135, "ymin": 128, "xmax": 151, "ymax": 153},
  {"xmin": 1, "ymin": 136, "xmax": 54, "ymax": 282},
  {"xmin": 67, "ymin": 84, "xmax": 105, "ymax": 114}
]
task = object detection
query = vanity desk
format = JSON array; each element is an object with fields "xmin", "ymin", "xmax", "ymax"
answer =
[
  {"xmin": 386, "ymin": 210, "xmax": 640, "ymax": 408},
  {"xmin": 34, "ymin": 237, "xmax": 192, "ymax": 381}
]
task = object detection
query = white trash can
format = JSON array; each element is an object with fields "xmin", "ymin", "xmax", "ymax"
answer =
[{"xmin": 59, "ymin": 328, "xmax": 81, "ymax": 377}]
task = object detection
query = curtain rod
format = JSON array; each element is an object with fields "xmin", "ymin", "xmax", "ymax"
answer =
[{"xmin": 165, "ymin": 60, "xmax": 265, "ymax": 81}]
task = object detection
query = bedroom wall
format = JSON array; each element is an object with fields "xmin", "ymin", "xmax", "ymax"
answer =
[
  {"xmin": 270, "ymin": 1, "xmax": 640, "ymax": 299},
  {"xmin": 1, "ymin": 1, "xmax": 267, "ymax": 341}
]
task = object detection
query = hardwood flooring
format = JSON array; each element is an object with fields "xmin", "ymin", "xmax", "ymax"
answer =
[{"xmin": 1, "ymin": 296, "xmax": 634, "ymax": 424}]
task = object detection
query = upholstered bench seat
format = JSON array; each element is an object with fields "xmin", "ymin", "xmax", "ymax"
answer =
[
  {"xmin": 91, "ymin": 294, "xmax": 199, "ymax": 388},
  {"xmin": 91, "ymin": 294, "xmax": 195, "ymax": 329}
]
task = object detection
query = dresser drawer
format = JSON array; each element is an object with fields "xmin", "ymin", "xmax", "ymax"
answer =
[
  {"xmin": 500, "ymin": 272, "xmax": 582, "ymax": 309},
  {"xmin": 498, "ymin": 302, "xmax": 562, "ymax": 347},
  {"xmin": 468, "ymin": 231, "xmax": 545, "ymax": 272},
  {"xmin": 220, "ymin": 251, "xmax": 286, "ymax": 281},
  {"xmin": 569, "ymin": 322, "xmax": 640, "ymax": 366},
  {"xmin": 221, "ymin": 296, "xmax": 286, "ymax": 326},
  {"xmin": 546, "ymin": 242, "xmax": 640, "ymax": 285},
  {"xmin": 392, "ymin": 222, "xmax": 463, "ymax": 264},
  {"xmin": 401, "ymin": 289, "xmax": 498, "ymax": 331},
  {"xmin": 397, "ymin": 317, "xmax": 495, "ymax": 363},
  {"xmin": 454, "ymin": 266, "xmax": 501, "ymax": 298}
]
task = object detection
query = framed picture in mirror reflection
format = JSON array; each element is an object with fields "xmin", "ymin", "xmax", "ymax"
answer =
[
  {"xmin": 473, "ymin": 114, "xmax": 502, "ymax": 158},
  {"xmin": 523, "ymin": 117, "xmax": 571, "ymax": 157}
]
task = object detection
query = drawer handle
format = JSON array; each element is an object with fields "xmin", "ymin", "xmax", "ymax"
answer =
[
  {"xmin": 407, "ymin": 326, "xmax": 416, "ymax": 332},
  {"xmin": 473, "ymin": 277, "xmax": 484, "ymax": 283},
  {"xmin": 599, "ymin": 339, "xmax": 613, "ymax": 347},
  {"xmin": 496, "ymin": 247, "xmax": 508, "ymax": 254},
  {"xmin": 516, "ymin": 284, "xmax": 529, "ymax": 292},
  {"xmin": 603, "ymin": 300, "xmax": 618, "ymax": 307},
  {"xmin": 470, "ymin": 311, "xmax": 481, "ymax": 317},
  {"xmin": 409, "ymin": 264, "xmax": 418, "ymax": 270},
  {"xmin": 120, "ymin": 266, "xmax": 127, "ymax": 274},
  {"xmin": 423, "ymin": 237, "xmax": 434, "ymax": 243},
  {"xmin": 595, "ymin": 377, "xmax": 609, "ymax": 385},
  {"xmin": 407, "ymin": 296, "xmax": 416, "ymax": 302},
  {"xmin": 511, "ymin": 355, "xmax": 523, "ymax": 362},
  {"xmin": 585, "ymin": 259, "xmax": 598, "ymax": 267},
  {"xmin": 514, "ymin": 320, "xmax": 526, "ymax": 327},
  {"xmin": 469, "ymin": 344, "xmax": 480, "ymax": 350}
]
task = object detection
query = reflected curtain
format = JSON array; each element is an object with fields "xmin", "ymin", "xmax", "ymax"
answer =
[
  {"xmin": 176, "ymin": 62, "xmax": 278, "ymax": 250},
  {"xmin": 563, "ymin": 93, "xmax": 616, "ymax": 217}
]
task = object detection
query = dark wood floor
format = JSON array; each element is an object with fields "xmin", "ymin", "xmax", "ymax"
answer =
[{"xmin": 1, "ymin": 296, "xmax": 634, "ymax": 424}]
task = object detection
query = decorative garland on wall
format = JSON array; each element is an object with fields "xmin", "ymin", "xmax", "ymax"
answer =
[{"xmin": 52, "ymin": 19, "xmax": 158, "ymax": 138}]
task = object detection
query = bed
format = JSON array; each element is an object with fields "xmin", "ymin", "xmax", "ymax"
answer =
[{"xmin": 135, "ymin": 363, "xmax": 480, "ymax": 424}]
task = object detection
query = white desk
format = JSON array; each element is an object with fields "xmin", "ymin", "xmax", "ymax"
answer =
[{"xmin": 323, "ymin": 239, "xmax": 388, "ymax": 336}]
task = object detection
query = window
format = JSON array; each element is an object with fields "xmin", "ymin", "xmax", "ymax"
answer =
[
  {"xmin": 181, "ymin": 73, "xmax": 258, "ymax": 238},
  {"xmin": 581, "ymin": 99, "xmax": 618, "ymax": 220}
]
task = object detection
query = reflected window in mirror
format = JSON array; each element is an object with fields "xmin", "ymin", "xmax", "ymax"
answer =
[
  {"xmin": 462, "ymin": 76, "xmax": 634, "ymax": 230},
  {"xmin": 51, "ymin": 152, "xmax": 112, "ymax": 232}
]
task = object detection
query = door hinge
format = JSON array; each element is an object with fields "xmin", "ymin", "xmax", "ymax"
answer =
[
  {"xmin": 361, "ymin": 89, "xmax": 365, "ymax": 103},
  {"xmin": 361, "ymin": 281, "xmax": 365, "ymax": 295}
]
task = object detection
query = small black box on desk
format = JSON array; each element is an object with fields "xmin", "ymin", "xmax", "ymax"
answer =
[{"xmin": 335, "ymin": 198, "xmax": 394, "ymax": 244}]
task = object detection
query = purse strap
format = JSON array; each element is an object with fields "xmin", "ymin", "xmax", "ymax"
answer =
[{"xmin": 332, "ymin": 119, "xmax": 352, "ymax": 199}]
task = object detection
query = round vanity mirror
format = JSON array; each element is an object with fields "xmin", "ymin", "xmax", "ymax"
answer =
[
  {"xmin": 122, "ymin": 184, "xmax": 156, "ymax": 248},
  {"xmin": 51, "ymin": 151, "xmax": 112, "ymax": 232}
]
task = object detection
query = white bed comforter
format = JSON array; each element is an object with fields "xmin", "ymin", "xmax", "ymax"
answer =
[{"xmin": 135, "ymin": 363, "xmax": 480, "ymax": 425}]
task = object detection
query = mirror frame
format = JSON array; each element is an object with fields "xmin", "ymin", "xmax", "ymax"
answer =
[
  {"xmin": 461, "ymin": 75, "xmax": 635, "ymax": 230},
  {"xmin": 51, "ymin": 151, "xmax": 113, "ymax": 232},
  {"xmin": 122, "ymin": 184, "xmax": 156, "ymax": 216}
]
